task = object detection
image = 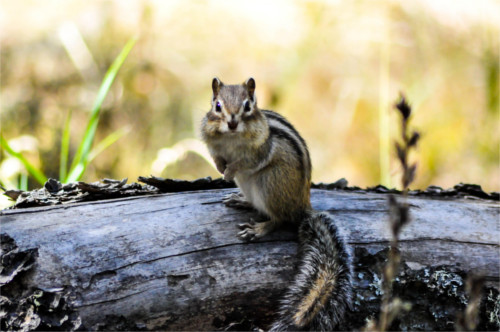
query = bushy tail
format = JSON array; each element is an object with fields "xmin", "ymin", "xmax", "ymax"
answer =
[{"xmin": 270, "ymin": 212, "xmax": 353, "ymax": 331}]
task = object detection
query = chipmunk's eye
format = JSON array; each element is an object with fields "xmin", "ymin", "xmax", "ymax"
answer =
[
  {"xmin": 215, "ymin": 102, "xmax": 222, "ymax": 112},
  {"xmin": 243, "ymin": 101, "xmax": 251, "ymax": 112}
]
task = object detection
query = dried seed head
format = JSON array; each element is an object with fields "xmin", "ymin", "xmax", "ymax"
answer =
[
  {"xmin": 395, "ymin": 142, "xmax": 406, "ymax": 166},
  {"xmin": 395, "ymin": 94, "xmax": 412, "ymax": 120},
  {"xmin": 408, "ymin": 131, "xmax": 420, "ymax": 148},
  {"xmin": 402, "ymin": 163, "xmax": 417, "ymax": 189}
]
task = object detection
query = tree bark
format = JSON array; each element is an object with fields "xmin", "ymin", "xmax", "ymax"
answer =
[{"xmin": 1, "ymin": 189, "xmax": 498, "ymax": 330}]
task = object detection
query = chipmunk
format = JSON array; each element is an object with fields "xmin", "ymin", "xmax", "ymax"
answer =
[{"xmin": 201, "ymin": 77, "xmax": 352, "ymax": 331}]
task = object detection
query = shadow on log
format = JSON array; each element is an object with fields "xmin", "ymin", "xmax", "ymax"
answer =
[{"xmin": 1, "ymin": 188, "xmax": 499, "ymax": 330}]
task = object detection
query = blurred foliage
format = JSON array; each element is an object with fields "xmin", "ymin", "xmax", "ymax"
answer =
[
  {"xmin": 0, "ymin": 37, "xmax": 135, "ymax": 189},
  {"xmin": 0, "ymin": 0, "xmax": 499, "ymax": 199}
]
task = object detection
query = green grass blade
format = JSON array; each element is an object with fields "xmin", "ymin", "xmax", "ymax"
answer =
[
  {"xmin": 59, "ymin": 109, "xmax": 72, "ymax": 182},
  {"xmin": 19, "ymin": 174, "xmax": 28, "ymax": 191},
  {"xmin": 66, "ymin": 126, "xmax": 130, "ymax": 182},
  {"xmin": 67, "ymin": 37, "xmax": 137, "ymax": 181},
  {"xmin": 87, "ymin": 126, "xmax": 130, "ymax": 164},
  {"xmin": 0, "ymin": 135, "xmax": 48, "ymax": 185},
  {"xmin": 67, "ymin": 164, "xmax": 85, "ymax": 184}
]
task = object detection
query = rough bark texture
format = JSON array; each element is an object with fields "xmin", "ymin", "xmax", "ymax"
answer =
[{"xmin": 1, "ymin": 188, "xmax": 499, "ymax": 331}]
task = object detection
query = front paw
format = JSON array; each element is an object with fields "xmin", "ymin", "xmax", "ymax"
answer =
[
  {"xmin": 214, "ymin": 156, "xmax": 227, "ymax": 174},
  {"xmin": 223, "ymin": 192, "xmax": 253, "ymax": 209},
  {"xmin": 224, "ymin": 166, "xmax": 237, "ymax": 182}
]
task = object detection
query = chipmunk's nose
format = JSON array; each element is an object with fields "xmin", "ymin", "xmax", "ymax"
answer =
[
  {"xmin": 228, "ymin": 119, "xmax": 238, "ymax": 130},
  {"xmin": 228, "ymin": 114, "xmax": 238, "ymax": 130}
]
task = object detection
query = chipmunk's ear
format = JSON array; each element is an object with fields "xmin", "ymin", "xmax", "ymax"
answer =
[
  {"xmin": 212, "ymin": 77, "xmax": 223, "ymax": 97},
  {"xmin": 244, "ymin": 77, "xmax": 256, "ymax": 101}
]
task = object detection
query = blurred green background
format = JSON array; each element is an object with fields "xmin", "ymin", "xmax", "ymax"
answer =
[{"xmin": 1, "ymin": 0, "xmax": 499, "ymax": 207}]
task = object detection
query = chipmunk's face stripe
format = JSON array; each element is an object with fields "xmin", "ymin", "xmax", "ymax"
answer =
[
  {"xmin": 293, "ymin": 268, "xmax": 335, "ymax": 327},
  {"xmin": 206, "ymin": 109, "xmax": 220, "ymax": 121},
  {"xmin": 240, "ymin": 98, "xmax": 256, "ymax": 116},
  {"xmin": 210, "ymin": 98, "xmax": 243, "ymax": 133}
]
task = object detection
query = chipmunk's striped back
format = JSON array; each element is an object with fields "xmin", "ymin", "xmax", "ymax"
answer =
[{"xmin": 263, "ymin": 110, "xmax": 312, "ymax": 183}]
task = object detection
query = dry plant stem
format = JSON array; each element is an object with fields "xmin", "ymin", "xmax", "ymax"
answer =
[
  {"xmin": 379, "ymin": 239, "xmax": 400, "ymax": 330},
  {"xmin": 456, "ymin": 275, "xmax": 485, "ymax": 331},
  {"xmin": 376, "ymin": 95, "xmax": 419, "ymax": 331}
]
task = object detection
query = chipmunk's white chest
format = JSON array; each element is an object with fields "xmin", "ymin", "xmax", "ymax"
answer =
[
  {"xmin": 235, "ymin": 173, "xmax": 269, "ymax": 216},
  {"xmin": 209, "ymin": 136, "xmax": 248, "ymax": 164}
]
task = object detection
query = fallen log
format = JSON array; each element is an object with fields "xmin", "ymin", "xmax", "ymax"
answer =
[{"xmin": 1, "ymin": 188, "xmax": 499, "ymax": 330}]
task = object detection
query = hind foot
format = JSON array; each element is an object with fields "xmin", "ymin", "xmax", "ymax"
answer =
[{"xmin": 238, "ymin": 220, "xmax": 276, "ymax": 241}]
